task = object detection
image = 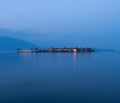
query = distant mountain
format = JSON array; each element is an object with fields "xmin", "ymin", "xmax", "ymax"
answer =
[{"xmin": 0, "ymin": 36, "xmax": 38, "ymax": 51}]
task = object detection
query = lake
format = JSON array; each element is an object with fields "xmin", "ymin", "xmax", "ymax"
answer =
[{"xmin": 0, "ymin": 52, "xmax": 120, "ymax": 103}]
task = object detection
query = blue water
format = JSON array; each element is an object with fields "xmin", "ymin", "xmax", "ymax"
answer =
[{"xmin": 0, "ymin": 52, "xmax": 120, "ymax": 103}]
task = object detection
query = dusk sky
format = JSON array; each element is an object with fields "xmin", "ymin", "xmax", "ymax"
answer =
[{"xmin": 0, "ymin": 0, "xmax": 120, "ymax": 49}]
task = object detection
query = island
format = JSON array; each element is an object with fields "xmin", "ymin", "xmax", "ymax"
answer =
[{"xmin": 18, "ymin": 47, "xmax": 95, "ymax": 53}]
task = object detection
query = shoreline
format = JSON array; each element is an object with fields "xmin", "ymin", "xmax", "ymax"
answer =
[{"xmin": 18, "ymin": 47, "xmax": 95, "ymax": 53}]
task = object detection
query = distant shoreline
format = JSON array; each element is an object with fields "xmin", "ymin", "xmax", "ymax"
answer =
[{"xmin": 18, "ymin": 47, "xmax": 95, "ymax": 53}]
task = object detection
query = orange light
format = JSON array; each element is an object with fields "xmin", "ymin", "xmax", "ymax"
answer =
[{"xmin": 73, "ymin": 49, "xmax": 77, "ymax": 52}]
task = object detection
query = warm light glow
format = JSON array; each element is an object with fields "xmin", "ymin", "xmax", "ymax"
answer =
[{"xmin": 73, "ymin": 49, "xmax": 77, "ymax": 52}]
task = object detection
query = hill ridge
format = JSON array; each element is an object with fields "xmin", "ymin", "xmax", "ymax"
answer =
[{"xmin": 0, "ymin": 36, "xmax": 37, "ymax": 51}]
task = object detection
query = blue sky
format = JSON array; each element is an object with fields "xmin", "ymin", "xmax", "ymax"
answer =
[{"xmin": 0, "ymin": 0, "xmax": 120, "ymax": 49}]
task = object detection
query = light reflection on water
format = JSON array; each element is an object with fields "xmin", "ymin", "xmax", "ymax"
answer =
[{"xmin": 0, "ymin": 52, "xmax": 120, "ymax": 103}]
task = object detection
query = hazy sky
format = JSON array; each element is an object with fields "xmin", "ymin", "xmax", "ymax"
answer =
[{"xmin": 0, "ymin": 0, "xmax": 120, "ymax": 49}]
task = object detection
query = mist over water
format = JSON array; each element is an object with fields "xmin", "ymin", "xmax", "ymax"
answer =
[
  {"xmin": 0, "ymin": 0, "xmax": 120, "ymax": 50},
  {"xmin": 0, "ymin": 52, "xmax": 120, "ymax": 103},
  {"xmin": 0, "ymin": 0, "xmax": 120, "ymax": 102}
]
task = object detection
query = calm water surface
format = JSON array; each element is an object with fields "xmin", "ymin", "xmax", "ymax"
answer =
[{"xmin": 0, "ymin": 52, "xmax": 120, "ymax": 103}]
